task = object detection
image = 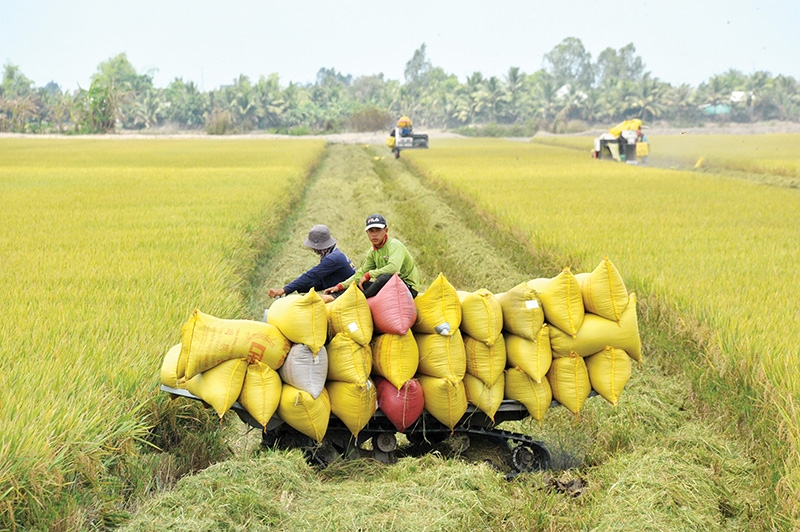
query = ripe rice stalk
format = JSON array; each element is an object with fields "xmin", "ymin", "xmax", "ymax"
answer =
[
  {"xmin": 0, "ymin": 137, "xmax": 326, "ymax": 528},
  {"xmin": 403, "ymin": 137, "xmax": 800, "ymax": 514}
]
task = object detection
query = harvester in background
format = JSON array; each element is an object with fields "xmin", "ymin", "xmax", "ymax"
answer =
[
  {"xmin": 386, "ymin": 115, "xmax": 429, "ymax": 158},
  {"xmin": 592, "ymin": 119, "xmax": 649, "ymax": 164}
]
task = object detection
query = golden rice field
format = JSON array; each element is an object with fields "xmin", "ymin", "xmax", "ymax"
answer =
[
  {"xmin": 0, "ymin": 138, "xmax": 326, "ymax": 527},
  {"xmin": 3, "ymin": 134, "xmax": 798, "ymax": 529},
  {"xmin": 402, "ymin": 137, "xmax": 800, "ymax": 488}
]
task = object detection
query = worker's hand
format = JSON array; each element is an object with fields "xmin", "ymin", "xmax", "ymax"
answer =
[
  {"xmin": 268, "ymin": 288, "xmax": 285, "ymax": 298},
  {"xmin": 323, "ymin": 284, "xmax": 342, "ymax": 295},
  {"xmin": 357, "ymin": 273, "xmax": 370, "ymax": 290}
]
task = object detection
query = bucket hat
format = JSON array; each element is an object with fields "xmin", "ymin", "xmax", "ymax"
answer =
[{"xmin": 304, "ymin": 224, "xmax": 336, "ymax": 250}]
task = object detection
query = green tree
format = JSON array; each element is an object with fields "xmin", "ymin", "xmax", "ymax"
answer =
[
  {"xmin": 164, "ymin": 78, "xmax": 208, "ymax": 128},
  {"xmin": 595, "ymin": 43, "xmax": 645, "ymax": 86},
  {"xmin": 452, "ymin": 72, "xmax": 487, "ymax": 125},
  {"xmin": 51, "ymin": 89, "xmax": 75, "ymax": 133},
  {"xmin": 501, "ymin": 67, "xmax": 528, "ymax": 124},
  {"xmin": 630, "ymin": 73, "xmax": 667, "ymax": 122},
  {"xmin": 1, "ymin": 63, "xmax": 37, "ymax": 132},
  {"xmin": 92, "ymin": 53, "xmax": 154, "ymax": 94},
  {"xmin": 664, "ymin": 83, "xmax": 697, "ymax": 124},
  {"xmin": 132, "ymin": 88, "xmax": 167, "ymax": 129},
  {"xmin": 764, "ymin": 75, "xmax": 799, "ymax": 121},
  {"xmin": 253, "ymin": 74, "xmax": 286, "ymax": 130},
  {"xmin": 6, "ymin": 94, "xmax": 36, "ymax": 132},
  {"xmin": 404, "ymin": 43, "xmax": 432, "ymax": 87},
  {"xmin": 483, "ymin": 76, "xmax": 504, "ymax": 123},
  {"xmin": 529, "ymin": 72, "xmax": 559, "ymax": 126},
  {"xmin": 1, "ymin": 63, "xmax": 34, "ymax": 98},
  {"xmin": 349, "ymin": 74, "xmax": 390, "ymax": 107},
  {"xmin": 745, "ymin": 71, "xmax": 772, "ymax": 121},
  {"xmin": 73, "ymin": 80, "xmax": 118, "ymax": 133},
  {"xmin": 543, "ymin": 37, "xmax": 595, "ymax": 91}
]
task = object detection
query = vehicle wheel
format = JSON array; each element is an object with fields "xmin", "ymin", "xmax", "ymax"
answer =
[
  {"xmin": 511, "ymin": 443, "xmax": 550, "ymax": 473},
  {"xmin": 394, "ymin": 150, "xmax": 400, "ymax": 159}
]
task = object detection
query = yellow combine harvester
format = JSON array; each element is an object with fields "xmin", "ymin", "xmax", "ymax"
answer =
[
  {"xmin": 592, "ymin": 119, "xmax": 649, "ymax": 164},
  {"xmin": 386, "ymin": 116, "xmax": 429, "ymax": 159}
]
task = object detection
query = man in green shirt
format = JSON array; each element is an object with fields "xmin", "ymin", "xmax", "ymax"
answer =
[{"xmin": 324, "ymin": 213, "xmax": 420, "ymax": 298}]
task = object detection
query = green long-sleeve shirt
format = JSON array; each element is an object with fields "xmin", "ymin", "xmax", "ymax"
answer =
[{"xmin": 341, "ymin": 236, "xmax": 420, "ymax": 291}]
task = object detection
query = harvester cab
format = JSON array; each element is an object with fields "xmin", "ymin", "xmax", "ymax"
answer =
[
  {"xmin": 592, "ymin": 119, "xmax": 649, "ymax": 164},
  {"xmin": 386, "ymin": 115, "xmax": 429, "ymax": 158}
]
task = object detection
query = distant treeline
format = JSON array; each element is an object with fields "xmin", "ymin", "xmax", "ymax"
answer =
[{"xmin": 1, "ymin": 39, "xmax": 798, "ymax": 135}]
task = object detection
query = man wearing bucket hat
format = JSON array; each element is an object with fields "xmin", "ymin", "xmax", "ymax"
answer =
[
  {"xmin": 324, "ymin": 213, "xmax": 420, "ymax": 299},
  {"xmin": 268, "ymin": 224, "xmax": 355, "ymax": 300}
]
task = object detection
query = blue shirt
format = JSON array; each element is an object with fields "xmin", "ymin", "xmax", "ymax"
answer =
[{"xmin": 284, "ymin": 248, "xmax": 356, "ymax": 294}]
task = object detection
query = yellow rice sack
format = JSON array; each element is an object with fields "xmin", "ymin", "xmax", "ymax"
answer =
[
  {"xmin": 328, "ymin": 380, "xmax": 378, "ymax": 437},
  {"xmin": 266, "ymin": 290, "xmax": 327, "ymax": 354},
  {"xmin": 370, "ymin": 331, "xmax": 419, "ymax": 390},
  {"xmin": 549, "ymin": 293, "xmax": 641, "ymax": 362},
  {"xmin": 278, "ymin": 344, "xmax": 328, "ymax": 399},
  {"xmin": 326, "ymin": 333, "xmax": 372, "ymax": 384},
  {"xmin": 464, "ymin": 333, "xmax": 506, "ymax": 387},
  {"xmin": 161, "ymin": 343, "xmax": 185, "ymax": 388},
  {"xmin": 528, "ymin": 268, "xmax": 585, "ymax": 338},
  {"xmin": 416, "ymin": 329, "xmax": 466, "ymax": 381},
  {"xmin": 179, "ymin": 309, "xmax": 291, "ymax": 380},
  {"xmin": 238, "ymin": 361, "xmax": 282, "ymax": 430},
  {"xmin": 464, "ymin": 372, "xmax": 504, "ymax": 422},
  {"xmin": 186, "ymin": 358, "xmax": 248, "ymax": 419},
  {"xmin": 585, "ymin": 347, "xmax": 632, "ymax": 406},
  {"xmin": 547, "ymin": 354, "xmax": 592, "ymax": 416},
  {"xmin": 495, "ymin": 282, "xmax": 544, "ymax": 341},
  {"xmin": 504, "ymin": 366, "xmax": 552, "ymax": 422},
  {"xmin": 413, "ymin": 273, "xmax": 462, "ymax": 335},
  {"xmin": 458, "ymin": 289, "xmax": 503, "ymax": 346},
  {"xmin": 277, "ymin": 385, "xmax": 330, "ymax": 443},
  {"xmin": 326, "ymin": 282, "xmax": 374, "ymax": 346},
  {"xmin": 505, "ymin": 324, "xmax": 552, "ymax": 384},
  {"xmin": 574, "ymin": 258, "xmax": 629, "ymax": 323},
  {"xmin": 417, "ymin": 375, "xmax": 467, "ymax": 430}
]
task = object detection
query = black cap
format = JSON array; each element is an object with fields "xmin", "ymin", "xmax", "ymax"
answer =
[{"xmin": 365, "ymin": 214, "xmax": 387, "ymax": 230}]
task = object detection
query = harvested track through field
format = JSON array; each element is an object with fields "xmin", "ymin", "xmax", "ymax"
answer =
[{"xmin": 249, "ymin": 142, "xmax": 546, "ymax": 315}]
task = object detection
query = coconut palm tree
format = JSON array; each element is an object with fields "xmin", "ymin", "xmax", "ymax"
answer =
[
  {"xmin": 132, "ymin": 88, "xmax": 167, "ymax": 129},
  {"xmin": 530, "ymin": 73, "xmax": 558, "ymax": 127},
  {"xmin": 502, "ymin": 67, "xmax": 528, "ymax": 124},
  {"xmin": 630, "ymin": 73, "xmax": 666, "ymax": 123},
  {"xmin": 664, "ymin": 83, "xmax": 696, "ymax": 123},
  {"xmin": 765, "ymin": 75, "xmax": 799, "ymax": 121},
  {"xmin": 745, "ymin": 71, "xmax": 773, "ymax": 121}
]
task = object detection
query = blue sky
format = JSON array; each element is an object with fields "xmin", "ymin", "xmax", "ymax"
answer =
[{"xmin": 1, "ymin": 0, "xmax": 798, "ymax": 91}]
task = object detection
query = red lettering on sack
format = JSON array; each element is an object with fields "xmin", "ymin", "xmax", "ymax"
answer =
[{"xmin": 247, "ymin": 342, "xmax": 266, "ymax": 363}]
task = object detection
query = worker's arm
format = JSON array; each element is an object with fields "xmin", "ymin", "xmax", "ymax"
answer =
[{"xmin": 325, "ymin": 251, "xmax": 375, "ymax": 293}]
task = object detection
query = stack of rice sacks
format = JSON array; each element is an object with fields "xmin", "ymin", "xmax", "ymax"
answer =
[
  {"xmin": 160, "ymin": 307, "xmax": 292, "ymax": 433},
  {"xmin": 366, "ymin": 274, "xmax": 424, "ymax": 432},
  {"xmin": 459, "ymin": 288, "xmax": 505, "ymax": 423},
  {"xmin": 496, "ymin": 280, "xmax": 553, "ymax": 423},
  {"xmin": 508, "ymin": 258, "xmax": 641, "ymax": 419},
  {"xmin": 267, "ymin": 290, "xmax": 331, "ymax": 443},
  {"xmin": 324, "ymin": 283, "xmax": 377, "ymax": 438},
  {"xmin": 544, "ymin": 259, "xmax": 641, "ymax": 413},
  {"xmin": 412, "ymin": 273, "xmax": 466, "ymax": 430},
  {"xmin": 159, "ymin": 258, "xmax": 640, "ymax": 439}
]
